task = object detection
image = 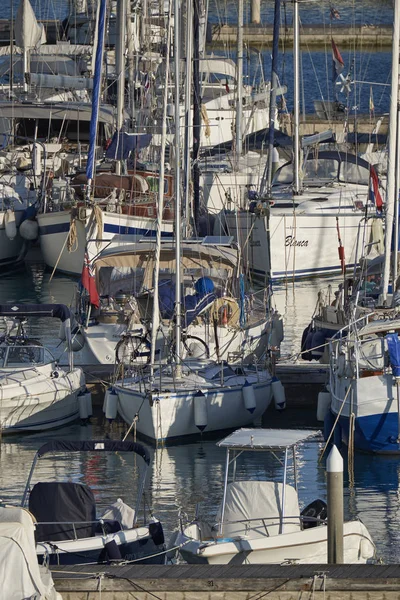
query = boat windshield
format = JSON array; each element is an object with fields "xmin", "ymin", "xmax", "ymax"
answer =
[
  {"xmin": 0, "ymin": 345, "xmax": 54, "ymax": 367},
  {"xmin": 339, "ymin": 161, "xmax": 370, "ymax": 185}
]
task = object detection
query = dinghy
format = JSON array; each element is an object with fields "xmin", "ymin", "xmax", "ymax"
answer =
[
  {"xmin": 176, "ymin": 428, "xmax": 376, "ymax": 564},
  {"xmin": 21, "ymin": 440, "xmax": 166, "ymax": 565}
]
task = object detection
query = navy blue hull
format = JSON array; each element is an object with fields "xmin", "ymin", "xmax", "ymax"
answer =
[{"xmin": 325, "ymin": 409, "xmax": 400, "ymax": 454}]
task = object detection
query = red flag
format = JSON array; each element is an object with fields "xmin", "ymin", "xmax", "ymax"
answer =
[
  {"xmin": 330, "ymin": 7, "xmax": 340, "ymax": 19},
  {"xmin": 81, "ymin": 252, "xmax": 100, "ymax": 308},
  {"xmin": 369, "ymin": 166, "xmax": 383, "ymax": 213},
  {"xmin": 331, "ymin": 38, "xmax": 344, "ymax": 82}
]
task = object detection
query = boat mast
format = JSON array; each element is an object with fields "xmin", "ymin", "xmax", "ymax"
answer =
[
  {"xmin": 264, "ymin": 0, "xmax": 280, "ymax": 196},
  {"xmin": 149, "ymin": 3, "xmax": 173, "ymax": 374},
  {"xmin": 293, "ymin": 0, "xmax": 301, "ymax": 195},
  {"xmin": 381, "ymin": 0, "xmax": 400, "ymax": 304},
  {"xmin": 86, "ymin": 0, "xmax": 107, "ymax": 197},
  {"xmin": 10, "ymin": 0, "xmax": 13, "ymax": 94},
  {"xmin": 115, "ymin": 0, "xmax": 126, "ymax": 176},
  {"xmin": 235, "ymin": 0, "xmax": 243, "ymax": 165},
  {"xmin": 192, "ymin": 0, "xmax": 201, "ymax": 232},
  {"xmin": 174, "ymin": 0, "xmax": 182, "ymax": 377},
  {"xmin": 183, "ymin": 0, "xmax": 193, "ymax": 235}
]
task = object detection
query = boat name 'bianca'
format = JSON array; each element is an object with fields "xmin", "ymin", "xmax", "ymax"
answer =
[{"xmin": 285, "ymin": 236, "xmax": 309, "ymax": 247}]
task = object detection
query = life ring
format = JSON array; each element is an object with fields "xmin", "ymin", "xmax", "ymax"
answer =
[{"xmin": 210, "ymin": 297, "xmax": 240, "ymax": 327}]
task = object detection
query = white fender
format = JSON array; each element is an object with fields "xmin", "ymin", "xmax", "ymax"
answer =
[
  {"xmin": 105, "ymin": 388, "xmax": 118, "ymax": 420},
  {"xmin": 270, "ymin": 312, "xmax": 284, "ymax": 348},
  {"xmin": 5, "ymin": 209, "xmax": 17, "ymax": 240},
  {"xmin": 19, "ymin": 219, "xmax": 38, "ymax": 240},
  {"xmin": 78, "ymin": 390, "xmax": 89, "ymax": 420},
  {"xmin": 194, "ymin": 390, "xmax": 207, "ymax": 431},
  {"xmin": 81, "ymin": 388, "xmax": 93, "ymax": 417},
  {"xmin": 272, "ymin": 377, "xmax": 286, "ymax": 411},
  {"xmin": 317, "ymin": 391, "xmax": 331, "ymax": 422},
  {"xmin": 242, "ymin": 379, "xmax": 256, "ymax": 413},
  {"xmin": 58, "ymin": 321, "xmax": 66, "ymax": 341}
]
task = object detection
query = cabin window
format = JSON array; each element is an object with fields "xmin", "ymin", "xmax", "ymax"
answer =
[{"xmin": 339, "ymin": 162, "xmax": 369, "ymax": 185}]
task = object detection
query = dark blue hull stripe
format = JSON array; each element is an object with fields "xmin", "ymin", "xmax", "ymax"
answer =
[
  {"xmin": 329, "ymin": 411, "xmax": 400, "ymax": 454},
  {"xmin": 39, "ymin": 223, "xmax": 173, "ymax": 237}
]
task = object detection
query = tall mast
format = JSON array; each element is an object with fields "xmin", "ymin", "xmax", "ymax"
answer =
[
  {"xmin": 149, "ymin": 3, "xmax": 173, "ymax": 373},
  {"xmin": 115, "ymin": 0, "xmax": 126, "ymax": 176},
  {"xmin": 174, "ymin": 0, "xmax": 182, "ymax": 377},
  {"xmin": 264, "ymin": 0, "xmax": 280, "ymax": 196},
  {"xmin": 293, "ymin": 0, "xmax": 301, "ymax": 195},
  {"xmin": 183, "ymin": 0, "xmax": 193, "ymax": 235},
  {"xmin": 10, "ymin": 0, "xmax": 13, "ymax": 94},
  {"xmin": 192, "ymin": 0, "xmax": 201, "ymax": 232},
  {"xmin": 235, "ymin": 0, "xmax": 243, "ymax": 165},
  {"xmin": 381, "ymin": 0, "xmax": 400, "ymax": 304}
]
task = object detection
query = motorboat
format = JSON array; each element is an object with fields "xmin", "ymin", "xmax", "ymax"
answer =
[
  {"xmin": 0, "ymin": 505, "xmax": 61, "ymax": 599},
  {"xmin": 0, "ymin": 303, "xmax": 86, "ymax": 433},
  {"xmin": 176, "ymin": 428, "xmax": 376, "ymax": 564},
  {"xmin": 21, "ymin": 439, "xmax": 166, "ymax": 565},
  {"xmin": 77, "ymin": 239, "xmax": 282, "ymax": 369}
]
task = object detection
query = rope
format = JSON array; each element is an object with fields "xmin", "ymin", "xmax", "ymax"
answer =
[
  {"xmin": 200, "ymin": 104, "xmax": 211, "ymax": 138},
  {"xmin": 92, "ymin": 203, "xmax": 104, "ymax": 250},
  {"xmin": 348, "ymin": 412, "xmax": 355, "ymax": 487},
  {"xmin": 319, "ymin": 383, "xmax": 352, "ymax": 462},
  {"xmin": 67, "ymin": 215, "xmax": 78, "ymax": 253}
]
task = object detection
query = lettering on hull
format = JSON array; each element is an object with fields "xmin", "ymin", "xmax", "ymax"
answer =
[{"xmin": 285, "ymin": 236, "xmax": 308, "ymax": 247}]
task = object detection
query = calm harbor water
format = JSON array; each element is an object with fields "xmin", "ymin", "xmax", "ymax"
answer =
[{"xmin": 0, "ymin": 254, "xmax": 398, "ymax": 563}]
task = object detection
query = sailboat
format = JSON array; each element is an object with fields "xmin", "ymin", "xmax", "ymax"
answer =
[
  {"xmin": 108, "ymin": 1, "xmax": 277, "ymax": 444},
  {"xmin": 214, "ymin": 0, "xmax": 377, "ymax": 282}
]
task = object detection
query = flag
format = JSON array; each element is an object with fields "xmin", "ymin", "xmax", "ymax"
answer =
[
  {"xmin": 331, "ymin": 38, "xmax": 344, "ymax": 82},
  {"xmin": 143, "ymin": 72, "xmax": 150, "ymax": 94},
  {"xmin": 330, "ymin": 6, "xmax": 340, "ymax": 19},
  {"xmin": 369, "ymin": 86, "xmax": 375, "ymax": 116},
  {"xmin": 81, "ymin": 252, "xmax": 100, "ymax": 308},
  {"xmin": 369, "ymin": 166, "xmax": 383, "ymax": 213}
]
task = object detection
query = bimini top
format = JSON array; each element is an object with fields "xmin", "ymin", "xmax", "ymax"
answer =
[
  {"xmin": 36, "ymin": 440, "xmax": 150, "ymax": 465},
  {"xmin": 0, "ymin": 304, "xmax": 71, "ymax": 322},
  {"xmin": 217, "ymin": 428, "xmax": 320, "ymax": 450}
]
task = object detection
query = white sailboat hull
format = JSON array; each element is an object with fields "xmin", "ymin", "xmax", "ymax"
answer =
[
  {"xmin": 115, "ymin": 377, "xmax": 272, "ymax": 442},
  {"xmin": 0, "ymin": 211, "xmax": 25, "ymax": 267},
  {"xmin": 0, "ymin": 367, "xmax": 85, "ymax": 433},
  {"xmin": 178, "ymin": 520, "xmax": 375, "ymax": 564},
  {"xmin": 37, "ymin": 209, "xmax": 174, "ymax": 275},
  {"xmin": 220, "ymin": 209, "xmax": 367, "ymax": 281}
]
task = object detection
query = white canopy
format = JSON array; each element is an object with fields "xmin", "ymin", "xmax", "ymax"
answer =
[
  {"xmin": 0, "ymin": 506, "xmax": 61, "ymax": 599},
  {"xmin": 218, "ymin": 428, "xmax": 320, "ymax": 450},
  {"xmin": 15, "ymin": 0, "xmax": 46, "ymax": 50},
  {"xmin": 216, "ymin": 481, "xmax": 301, "ymax": 539}
]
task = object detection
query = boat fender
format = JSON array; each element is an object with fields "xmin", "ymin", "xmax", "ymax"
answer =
[
  {"xmin": 360, "ymin": 538, "xmax": 373, "ymax": 560},
  {"xmin": 300, "ymin": 499, "xmax": 327, "ymax": 529},
  {"xmin": 19, "ymin": 219, "xmax": 39, "ymax": 241},
  {"xmin": 149, "ymin": 520, "xmax": 165, "ymax": 546},
  {"xmin": 104, "ymin": 537, "xmax": 122, "ymax": 560},
  {"xmin": 194, "ymin": 390, "xmax": 208, "ymax": 431},
  {"xmin": 270, "ymin": 312, "xmax": 284, "ymax": 347},
  {"xmin": 84, "ymin": 388, "xmax": 93, "ymax": 418},
  {"xmin": 311, "ymin": 330, "xmax": 326, "ymax": 360},
  {"xmin": 317, "ymin": 391, "xmax": 331, "ymax": 422},
  {"xmin": 58, "ymin": 321, "xmax": 66, "ymax": 341},
  {"xmin": 5, "ymin": 209, "xmax": 17, "ymax": 240},
  {"xmin": 271, "ymin": 377, "xmax": 286, "ymax": 411},
  {"xmin": 78, "ymin": 389, "xmax": 89, "ymax": 421},
  {"xmin": 242, "ymin": 380, "xmax": 256, "ymax": 413},
  {"xmin": 71, "ymin": 329, "xmax": 85, "ymax": 352},
  {"xmin": 104, "ymin": 388, "xmax": 118, "ymax": 421}
]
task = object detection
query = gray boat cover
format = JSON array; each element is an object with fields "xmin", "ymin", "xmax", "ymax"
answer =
[
  {"xmin": 216, "ymin": 481, "xmax": 301, "ymax": 539},
  {"xmin": 0, "ymin": 506, "xmax": 61, "ymax": 599}
]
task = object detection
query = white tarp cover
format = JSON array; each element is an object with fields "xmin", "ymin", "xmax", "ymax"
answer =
[
  {"xmin": 216, "ymin": 481, "xmax": 301, "ymax": 539},
  {"xmin": 101, "ymin": 498, "xmax": 136, "ymax": 530},
  {"xmin": 15, "ymin": 0, "xmax": 46, "ymax": 49},
  {"xmin": 0, "ymin": 506, "xmax": 61, "ymax": 600},
  {"xmin": 218, "ymin": 428, "xmax": 319, "ymax": 449}
]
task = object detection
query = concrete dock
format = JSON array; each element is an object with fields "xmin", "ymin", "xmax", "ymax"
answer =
[{"xmin": 52, "ymin": 563, "xmax": 400, "ymax": 599}]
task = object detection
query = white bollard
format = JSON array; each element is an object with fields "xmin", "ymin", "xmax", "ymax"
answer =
[{"xmin": 327, "ymin": 445, "xmax": 344, "ymax": 563}]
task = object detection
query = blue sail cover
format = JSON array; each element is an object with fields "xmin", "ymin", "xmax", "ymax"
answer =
[
  {"xmin": 86, "ymin": 0, "xmax": 106, "ymax": 181},
  {"xmin": 386, "ymin": 333, "xmax": 400, "ymax": 377},
  {"xmin": 106, "ymin": 132, "xmax": 152, "ymax": 160}
]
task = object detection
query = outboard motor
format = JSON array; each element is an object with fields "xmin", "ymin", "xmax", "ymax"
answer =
[{"xmin": 300, "ymin": 499, "xmax": 327, "ymax": 529}]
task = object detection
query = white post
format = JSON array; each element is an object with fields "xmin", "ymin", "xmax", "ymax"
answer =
[{"xmin": 327, "ymin": 445, "xmax": 344, "ymax": 563}]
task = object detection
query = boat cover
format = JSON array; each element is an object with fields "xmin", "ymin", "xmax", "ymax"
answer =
[
  {"xmin": 216, "ymin": 481, "xmax": 301, "ymax": 539},
  {"xmin": 0, "ymin": 303, "xmax": 71, "ymax": 322},
  {"xmin": 29, "ymin": 482, "xmax": 96, "ymax": 542},
  {"xmin": 0, "ymin": 506, "xmax": 61, "ymax": 599},
  {"xmin": 101, "ymin": 498, "xmax": 136, "ymax": 530}
]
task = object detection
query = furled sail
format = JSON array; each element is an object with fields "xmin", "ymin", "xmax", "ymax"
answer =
[{"xmin": 15, "ymin": 0, "xmax": 46, "ymax": 50}]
